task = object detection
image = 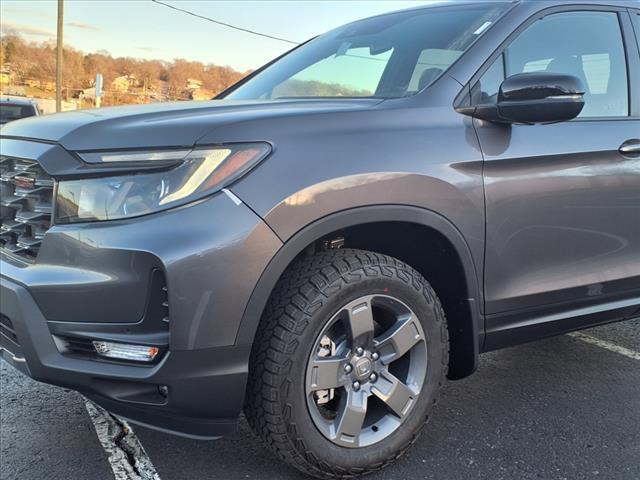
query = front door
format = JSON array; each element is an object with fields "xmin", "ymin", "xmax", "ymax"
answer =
[{"xmin": 471, "ymin": 8, "xmax": 640, "ymax": 346}]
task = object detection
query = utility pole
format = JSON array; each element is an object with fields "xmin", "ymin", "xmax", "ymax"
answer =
[{"xmin": 56, "ymin": 0, "xmax": 64, "ymax": 112}]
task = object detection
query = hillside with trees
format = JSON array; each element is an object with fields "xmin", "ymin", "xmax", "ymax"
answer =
[
  {"xmin": 273, "ymin": 79, "xmax": 373, "ymax": 98},
  {"xmin": 0, "ymin": 34, "xmax": 248, "ymax": 106},
  {"xmin": 0, "ymin": 34, "xmax": 377, "ymax": 110}
]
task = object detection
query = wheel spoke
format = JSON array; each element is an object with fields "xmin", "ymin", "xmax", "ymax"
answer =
[
  {"xmin": 332, "ymin": 389, "xmax": 368, "ymax": 445},
  {"xmin": 308, "ymin": 357, "xmax": 347, "ymax": 391},
  {"xmin": 374, "ymin": 315, "xmax": 422, "ymax": 365},
  {"xmin": 346, "ymin": 297, "xmax": 375, "ymax": 348},
  {"xmin": 306, "ymin": 293, "xmax": 429, "ymax": 448},
  {"xmin": 371, "ymin": 370, "xmax": 416, "ymax": 419}
]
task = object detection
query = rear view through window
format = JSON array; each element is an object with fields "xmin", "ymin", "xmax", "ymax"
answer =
[
  {"xmin": 227, "ymin": 5, "xmax": 506, "ymax": 100},
  {"xmin": 0, "ymin": 103, "xmax": 37, "ymax": 125}
]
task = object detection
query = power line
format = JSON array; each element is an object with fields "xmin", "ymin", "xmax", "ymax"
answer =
[{"xmin": 150, "ymin": 0, "xmax": 300, "ymax": 45}]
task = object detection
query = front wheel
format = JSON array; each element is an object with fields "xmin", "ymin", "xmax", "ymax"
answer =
[{"xmin": 245, "ymin": 249, "xmax": 449, "ymax": 478}]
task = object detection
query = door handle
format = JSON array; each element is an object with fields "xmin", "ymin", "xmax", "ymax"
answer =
[{"xmin": 619, "ymin": 139, "xmax": 640, "ymax": 157}]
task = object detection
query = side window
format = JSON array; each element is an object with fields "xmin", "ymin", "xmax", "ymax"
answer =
[
  {"xmin": 473, "ymin": 11, "xmax": 629, "ymax": 118},
  {"xmin": 407, "ymin": 49, "xmax": 464, "ymax": 93},
  {"xmin": 470, "ymin": 55, "xmax": 503, "ymax": 105}
]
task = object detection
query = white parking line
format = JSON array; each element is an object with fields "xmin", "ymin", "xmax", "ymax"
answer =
[
  {"xmin": 568, "ymin": 331, "xmax": 640, "ymax": 361},
  {"xmin": 85, "ymin": 399, "xmax": 161, "ymax": 480}
]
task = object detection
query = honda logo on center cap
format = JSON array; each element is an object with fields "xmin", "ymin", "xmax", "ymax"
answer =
[{"xmin": 355, "ymin": 357, "xmax": 373, "ymax": 378}]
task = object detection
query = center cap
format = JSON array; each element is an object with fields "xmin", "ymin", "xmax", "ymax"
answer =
[{"xmin": 354, "ymin": 357, "xmax": 373, "ymax": 378}]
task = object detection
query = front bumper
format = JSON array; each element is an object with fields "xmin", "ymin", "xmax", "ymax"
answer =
[
  {"xmin": 0, "ymin": 191, "xmax": 282, "ymax": 438},
  {"xmin": 1, "ymin": 276, "xmax": 249, "ymax": 438}
]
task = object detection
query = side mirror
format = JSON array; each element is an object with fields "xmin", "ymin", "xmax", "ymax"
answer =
[{"xmin": 458, "ymin": 72, "xmax": 585, "ymax": 124}]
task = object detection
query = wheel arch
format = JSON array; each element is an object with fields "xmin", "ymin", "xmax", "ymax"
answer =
[{"xmin": 236, "ymin": 205, "xmax": 483, "ymax": 380}]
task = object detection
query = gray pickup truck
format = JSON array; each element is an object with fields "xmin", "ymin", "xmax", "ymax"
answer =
[{"xmin": 1, "ymin": 0, "xmax": 639, "ymax": 477}]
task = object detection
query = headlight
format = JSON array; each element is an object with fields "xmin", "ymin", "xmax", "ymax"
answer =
[{"xmin": 55, "ymin": 143, "xmax": 270, "ymax": 223}]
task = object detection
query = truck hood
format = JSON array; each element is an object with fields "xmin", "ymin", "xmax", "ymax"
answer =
[{"xmin": 0, "ymin": 99, "xmax": 382, "ymax": 151}]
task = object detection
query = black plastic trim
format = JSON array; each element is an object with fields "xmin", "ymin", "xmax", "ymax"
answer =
[{"xmin": 236, "ymin": 205, "xmax": 482, "ymax": 379}]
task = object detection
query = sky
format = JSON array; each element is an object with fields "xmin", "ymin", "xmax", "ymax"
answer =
[{"xmin": 0, "ymin": 1, "xmax": 435, "ymax": 72}]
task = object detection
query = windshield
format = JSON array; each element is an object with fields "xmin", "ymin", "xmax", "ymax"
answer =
[
  {"xmin": 225, "ymin": 4, "xmax": 506, "ymax": 100},
  {"xmin": 0, "ymin": 104, "xmax": 37, "ymax": 124}
]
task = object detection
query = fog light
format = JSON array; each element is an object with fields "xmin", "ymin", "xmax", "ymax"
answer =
[{"xmin": 92, "ymin": 341, "xmax": 159, "ymax": 362}]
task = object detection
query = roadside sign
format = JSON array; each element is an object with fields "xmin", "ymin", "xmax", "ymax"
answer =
[{"xmin": 95, "ymin": 74, "xmax": 103, "ymax": 98}]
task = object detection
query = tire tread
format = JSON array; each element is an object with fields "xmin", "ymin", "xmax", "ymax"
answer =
[{"xmin": 245, "ymin": 248, "xmax": 449, "ymax": 478}]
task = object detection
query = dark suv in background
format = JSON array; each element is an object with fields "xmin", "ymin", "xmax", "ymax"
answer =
[
  {"xmin": 1, "ymin": 1, "xmax": 639, "ymax": 477},
  {"xmin": 0, "ymin": 97, "xmax": 39, "ymax": 126}
]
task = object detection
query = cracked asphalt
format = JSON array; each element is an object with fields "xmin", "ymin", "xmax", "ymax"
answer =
[{"xmin": 2, "ymin": 319, "xmax": 639, "ymax": 480}]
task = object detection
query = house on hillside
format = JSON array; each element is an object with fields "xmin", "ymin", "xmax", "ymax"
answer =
[
  {"xmin": 185, "ymin": 78, "xmax": 211, "ymax": 101},
  {"xmin": 186, "ymin": 78, "xmax": 203, "ymax": 91},
  {"xmin": 0, "ymin": 65, "xmax": 17, "ymax": 85},
  {"xmin": 24, "ymin": 79, "xmax": 55, "ymax": 91},
  {"xmin": 78, "ymin": 87, "xmax": 96, "ymax": 100},
  {"xmin": 111, "ymin": 75, "xmax": 138, "ymax": 93},
  {"xmin": 0, "ymin": 69, "xmax": 12, "ymax": 85},
  {"xmin": 190, "ymin": 88, "xmax": 213, "ymax": 101}
]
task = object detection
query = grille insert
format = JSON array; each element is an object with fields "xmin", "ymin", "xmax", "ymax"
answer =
[
  {"xmin": 0, "ymin": 314, "xmax": 19, "ymax": 345},
  {"xmin": 0, "ymin": 156, "xmax": 53, "ymax": 259},
  {"xmin": 0, "ymin": 313, "xmax": 24, "ymax": 361},
  {"xmin": 59, "ymin": 336, "xmax": 96, "ymax": 355}
]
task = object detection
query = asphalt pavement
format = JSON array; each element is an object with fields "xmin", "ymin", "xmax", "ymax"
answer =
[{"xmin": 2, "ymin": 318, "xmax": 639, "ymax": 480}]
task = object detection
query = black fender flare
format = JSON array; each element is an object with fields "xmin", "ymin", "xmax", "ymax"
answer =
[{"xmin": 235, "ymin": 205, "xmax": 483, "ymax": 373}]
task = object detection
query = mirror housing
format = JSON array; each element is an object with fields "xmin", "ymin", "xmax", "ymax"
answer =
[{"xmin": 457, "ymin": 72, "xmax": 585, "ymax": 124}]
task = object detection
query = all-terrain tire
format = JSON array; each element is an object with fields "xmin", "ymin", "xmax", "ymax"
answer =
[{"xmin": 245, "ymin": 248, "xmax": 449, "ymax": 478}]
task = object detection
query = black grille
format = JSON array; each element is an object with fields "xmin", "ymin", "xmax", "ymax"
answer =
[
  {"xmin": 0, "ymin": 156, "xmax": 54, "ymax": 259},
  {"xmin": 60, "ymin": 336, "xmax": 96, "ymax": 355},
  {"xmin": 0, "ymin": 314, "xmax": 19, "ymax": 345},
  {"xmin": 0, "ymin": 313, "xmax": 24, "ymax": 361},
  {"xmin": 1, "ymin": 314, "xmax": 27, "ymax": 368}
]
